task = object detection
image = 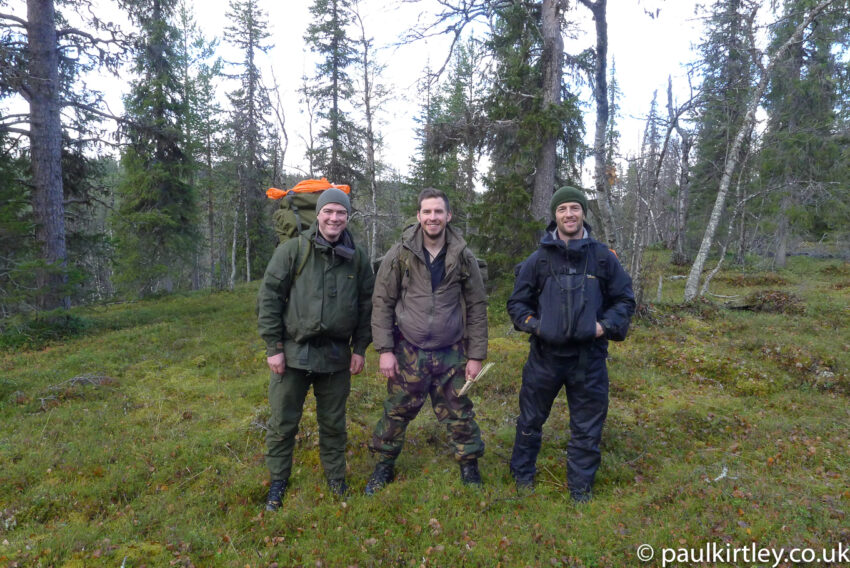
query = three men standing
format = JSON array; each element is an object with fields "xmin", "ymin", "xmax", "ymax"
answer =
[
  {"xmin": 365, "ymin": 188, "xmax": 489, "ymax": 494},
  {"xmin": 257, "ymin": 188, "xmax": 374, "ymax": 511},
  {"xmin": 507, "ymin": 186, "xmax": 635, "ymax": 502},
  {"xmin": 257, "ymin": 182, "xmax": 633, "ymax": 508}
]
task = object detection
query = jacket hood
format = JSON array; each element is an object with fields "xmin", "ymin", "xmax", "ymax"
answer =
[{"xmin": 401, "ymin": 222, "xmax": 468, "ymax": 261}]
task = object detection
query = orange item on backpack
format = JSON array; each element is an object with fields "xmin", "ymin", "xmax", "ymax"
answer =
[{"xmin": 266, "ymin": 178, "xmax": 351, "ymax": 200}]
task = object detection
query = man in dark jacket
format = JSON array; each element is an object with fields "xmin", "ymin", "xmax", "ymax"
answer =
[
  {"xmin": 365, "ymin": 188, "xmax": 488, "ymax": 494},
  {"xmin": 507, "ymin": 185, "xmax": 635, "ymax": 502},
  {"xmin": 257, "ymin": 188, "xmax": 374, "ymax": 511}
]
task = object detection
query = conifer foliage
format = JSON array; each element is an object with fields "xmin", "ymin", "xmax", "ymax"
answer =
[
  {"xmin": 114, "ymin": 0, "xmax": 198, "ymax": 297},
  {"xmin": 304, "ymin": 0, "xmax": 364, "ymax": 186}
]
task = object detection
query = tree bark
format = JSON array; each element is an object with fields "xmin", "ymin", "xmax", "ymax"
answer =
[
  {"xmin": 667, "ymin": 77, "xmax": 693, "ymax": 265},
  {"xmin": 684, "ymin": 0, "xmax": 835, "ymax": 301},
  {"xmin": 579, "ymin": 0, "xmax": 618, "ymax": 248},
  {"xmin": 530, "ymin": 0, "xmax": 563, "ymax": 222},
  {"xmin": 27, "ymin": 0, "xmax": 69, "ymax": 310}
]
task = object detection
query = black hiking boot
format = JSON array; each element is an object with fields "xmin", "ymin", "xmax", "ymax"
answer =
[
  {"xmin": 514, "ymin": 476, "xmax": 535, "ymax": 494},
  {"xmin": 327, "ymin": 478, "xmax": 348, "ymax": 498},
  {"xmin": 364, "ymin": 463, "xmax": 395, "ymax": 495},
  {"xmin": 569, "ymin": 483, "xmax": 592, "ymax": 504},
  {"xmin": 265, "ymin": 479, "xmax": 287, "ymax": 512},
  {"xmin": 459, "ymin": 459, "xmax": 482, "ymax": 486}
]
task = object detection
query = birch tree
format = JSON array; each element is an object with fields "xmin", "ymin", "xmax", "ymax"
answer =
[{"xmin": 684, "ymin": 0, "xmax": 837, "ymax": 301}]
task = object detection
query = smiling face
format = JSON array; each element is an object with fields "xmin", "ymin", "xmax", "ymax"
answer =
[
  {"xmin": 555, "ymin": 201, "xmax": 584, "ymax": 241},
  {"xmin": 316, "ymin": 203, "xmax": 349, "ymax": 243},
  {"xmin": 417, "ymin": 196, "xmax": 452, "ymax": 242}
]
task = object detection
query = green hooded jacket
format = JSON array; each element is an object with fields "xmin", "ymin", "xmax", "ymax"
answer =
[{"xmin": 257, "ymin": 223, "xmax": 374, "ymax": 373}]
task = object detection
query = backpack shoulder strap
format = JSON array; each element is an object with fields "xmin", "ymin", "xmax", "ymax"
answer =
[{"xmin": 294, "ymin": 235, "xmax": 312, "ymax": 278}]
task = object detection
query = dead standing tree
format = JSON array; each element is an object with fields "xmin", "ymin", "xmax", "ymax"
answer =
[
  {"xmin": 578, "ymin": 0, "xmax": 619, "ymax": 249},
  {"xmin": 530, "ymin": 0, "xmax": 566, "ymax": 222},
  {"xmin": 684, "ymin": 0, "xmax": 837, "ymax": 301}
]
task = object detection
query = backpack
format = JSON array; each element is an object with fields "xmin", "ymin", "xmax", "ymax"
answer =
[{"xmin": 267, "ymin": 178, "xmax": 351, "ymax": 244}]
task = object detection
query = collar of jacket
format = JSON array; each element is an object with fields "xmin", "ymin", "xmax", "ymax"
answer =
[
  {"xmin": 309, "ymin": 223, "xmax": 356, "ymax": 260},
  {"xmin": 402, "ymin": 222, "xmax": 467, "ymax": 265},
  {"xmin": 540, "ymin": 220, "xmax": 593, "ymax": 251}
]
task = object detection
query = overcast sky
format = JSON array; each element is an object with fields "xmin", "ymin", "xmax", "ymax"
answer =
[
  {"xmin": 3, "ymin": 0, "xmax": 707, "ymax": 181},
  {"xmin": 189, "ymin": 0, "xmax": 705, "ymax": 181}
]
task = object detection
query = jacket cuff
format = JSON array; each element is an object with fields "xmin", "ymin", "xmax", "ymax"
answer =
[
  {"xmin": 519, "ymin": 315, "xmax": 539, "ymax": 335},
  {"xmin": 266, "ymin": 341, "xmax": 284, "ymax": 357}
]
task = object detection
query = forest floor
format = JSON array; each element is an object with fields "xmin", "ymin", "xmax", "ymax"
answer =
[{"xmin": 1, "ymin": 252, "xmax": 848, "ymax": 567}]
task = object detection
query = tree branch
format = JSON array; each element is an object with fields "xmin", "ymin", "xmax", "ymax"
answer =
[{"xmin": 0, "ymin": 12, "xmax": 27, "ymax": 27}]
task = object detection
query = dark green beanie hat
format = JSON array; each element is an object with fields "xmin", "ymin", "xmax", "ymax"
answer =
[
  {"xmin": 316, "ymin": 187, "xmax": 351, "ymax": 215},
  {"xmin": 550, "ymin": 185, "xmax": 588, "ymax": 217}
]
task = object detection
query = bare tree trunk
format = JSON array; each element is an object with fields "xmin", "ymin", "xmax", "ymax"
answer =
[
  {"xmin": 700, "ymin": 167, "xmax": 749, "ymax": 295},
  {"xmin": 229, "ymin": 196, "xmax": 240, "ymax": 291},
  {"xmin": 244, "ymin": 195, "xmax": 251, "ymax": 282},
  {"xmin": 735, "ymin": 196, "xmax": 748, "ymax": 265},
  {"xmin": 579, "ymin": 0, "xmax": 618, "ymax": 248},
  {"xmin": 774, "ymin": 193, "xmax": 790, "ymax": 268},
  {"xmin": 530, "ymin": 0, "xmax": 563, "ymax": 222},
  {"xmin": 668, "ymin": 77, "xmax": 693, "ymax": 265},
  {"xmin": 683, "ymin": 0, "xmax": 834, "ymax": 301},
  {"xmin": 354, "ymin": 6, "xmax": 380, "ymax": 263},
  {"xmin": 206, "ymin": 134, "xmax": 216, "ymax": 289},
  {"xmin": 27, "ymin": 0, "xmax": 69, "ymax": 310}
]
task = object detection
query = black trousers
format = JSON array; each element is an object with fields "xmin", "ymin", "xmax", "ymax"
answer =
[{"xmin": 509, "ymin": 341, "xmax": 609, "ymax": 494}]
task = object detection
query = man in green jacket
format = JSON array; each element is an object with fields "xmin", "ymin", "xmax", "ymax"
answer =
[
  {"xmin": 365, "ymin": 188, "xmax": 488, "ymax": 494},
  {"xmin": 257, "ymin": 188, "xmax": 374, "ymax": 511}
]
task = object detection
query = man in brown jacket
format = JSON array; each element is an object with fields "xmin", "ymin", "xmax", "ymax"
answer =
[{"xmin": 365, "ymin": 188, "xmax": 488, "ymax": 494}]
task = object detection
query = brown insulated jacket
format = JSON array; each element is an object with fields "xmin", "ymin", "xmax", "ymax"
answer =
[{"xmin": 371, "ymin": 224, "xmax": 487, "ymax": 360}]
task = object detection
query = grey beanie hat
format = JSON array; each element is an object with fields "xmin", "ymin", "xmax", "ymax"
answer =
[
  {"xmin": 550, "ymin": 185, "xmax": 588, "ymax": 217},
  {"xmin": 316, "ymin": 187, "xmax": 351, "ymax": 215}
]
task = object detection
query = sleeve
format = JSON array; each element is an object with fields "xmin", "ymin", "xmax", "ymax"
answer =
[
  {"xmin": 257, "ymin": 242, "xmax": 296, "ymax": 356},
  {"xmin": 350, "ymin": 249, "xmax": 375, "ymax": 356},
  {"xmin": 598, "ymin": 248, "xmax": 636, "ymax": 341},
  {"xmin": 461, "ymin": 250, "xmax": 488, "ymax": 360},
  {"xmin": 370, "ymin": 244, "xmax": 403, "ymax": 353},
  {"xmin": 506, "ymin": 253, "xmax": 541, "ymax": 335}
]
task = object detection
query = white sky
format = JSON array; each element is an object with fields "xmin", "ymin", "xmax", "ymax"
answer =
[
  {"xmin": 2, "ymin": 0, "xmax": 708, "ymax": 180},
  {"xmin": 187, "ymin": 0, "xmax": 706, "ymax": 180}
]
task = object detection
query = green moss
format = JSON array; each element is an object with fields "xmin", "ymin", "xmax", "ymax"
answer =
[{"xmin": 1, "ymin": 266, "xmax": 848, "ymax": 566}]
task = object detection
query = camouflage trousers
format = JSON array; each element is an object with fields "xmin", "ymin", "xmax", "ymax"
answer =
[{"xmin": 369, "ymin": 338, "xmax": 484, "ymax": 464}]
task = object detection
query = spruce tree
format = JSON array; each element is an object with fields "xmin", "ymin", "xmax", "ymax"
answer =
[
  {"xmin": 114, "ymin": 0, "xmax": 197, "ymax": 297},
  {"xmin": 471, "ymin": 1, "xmax": 583, "ymax": 275},
  {"xmin": 760, "ymin": 0, "xmax": 850, "ymax": 265},
  {"xmin": 223, "ymin": 0, "xmax": 275, "ymax": 284},
  {"xmin": 304, "ymin": 0, "xmax": 364, "ymax": 185}
]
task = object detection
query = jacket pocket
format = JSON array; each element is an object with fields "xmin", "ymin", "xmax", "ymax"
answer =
[{"xmin": 570, "ymin": 275, "xmax": 602, "ymax": 342}]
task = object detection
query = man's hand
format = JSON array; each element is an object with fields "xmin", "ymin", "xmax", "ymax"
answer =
[
  {"xmin": 466, "ymin": 359, "xmax": 483, "ymax": 381},
  {"xmin": 379, "ymin": 352, "xmax": 400, "ymax": 379},
  {"xmin": 267, "ymin": 352, "xmax": 285, "ymax": 375},
  {"xmin": 595, "ymin": 322, "xmax": 605, "ymax": 338},
  {"xmin": 350, "ymin": 353, "xmax": 365, "ymax": 375}
]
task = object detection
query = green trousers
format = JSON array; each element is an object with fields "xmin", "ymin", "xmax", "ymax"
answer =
[{"xmin": 266, "ymin": 366, "xmax": 351, "ymax": 482}]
